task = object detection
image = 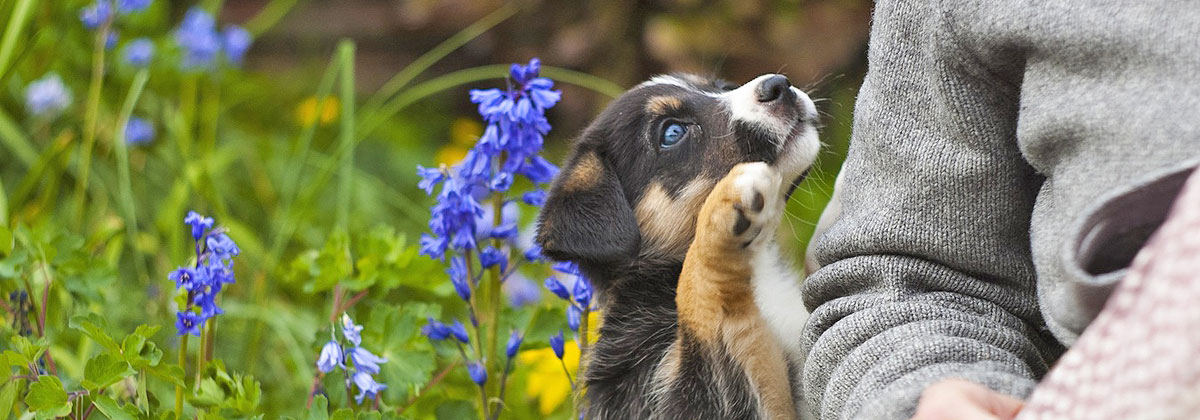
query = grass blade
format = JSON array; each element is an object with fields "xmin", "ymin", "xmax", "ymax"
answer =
[
  {"xmin": 0, "ymin": 0, "xmax": 34, "ymax": 77},
  {"xmin": 113, "ymin": 69, "xmax": 151, "ymax": 285}
]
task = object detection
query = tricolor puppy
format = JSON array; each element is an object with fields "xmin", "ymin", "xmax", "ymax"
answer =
[{"xmin": 535, "ymin": 73, "xmax": 818, "ymax": 420}]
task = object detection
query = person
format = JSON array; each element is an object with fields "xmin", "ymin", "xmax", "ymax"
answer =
[{"xmin": 800, "ymin": 0, "xmax": 1200, "ymax": 419}]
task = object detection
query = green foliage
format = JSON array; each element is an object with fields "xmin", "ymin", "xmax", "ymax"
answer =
[
  {"xmin": 0, "ymin": 0, "xmax": 857, "ymax": 419},
  {"xmin": 25, "ymin": 375, "xmax": 71, "ymax": 420}
]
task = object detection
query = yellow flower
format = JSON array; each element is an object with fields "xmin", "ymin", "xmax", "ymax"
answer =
[
  {"xmin": 295, "ymin": 96, "xmax": 339, "ymax": 126},
  {"xmin": 517, "ymin": 311, "xmax": 601, "ymax": 415},
  {"xmin": 435, "ymin": 118, "xmax": 485, "ymax": 165},
  {"xmin": 450, "ymin": 118, "xmax": 483, "ymax": 146}
]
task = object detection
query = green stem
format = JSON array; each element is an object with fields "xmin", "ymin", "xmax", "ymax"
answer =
[
  {"xmin": 335, "ymin": 40, "xmax": 356, "ymax": 231},
  {"xmin": 175, "ymin": 334, "xmax": 189, "ymax": 419},
  {"xmin": 74, "ymin": 22, "xmax": 112, "ymax": 229},
  {"xmin": 113, "ymin": 69, "xmax": 151, "ymax": 286},
  {"xmin": 194, "ymin": 326, "xmax": 206, "ymax": 385}
]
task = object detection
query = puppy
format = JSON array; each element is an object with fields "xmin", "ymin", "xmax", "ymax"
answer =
[{"xmin": 535, "ymin": 73, "xmax": 819, "ymax": 420}]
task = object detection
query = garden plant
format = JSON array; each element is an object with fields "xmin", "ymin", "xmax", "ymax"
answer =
[{"xmin": 0, "ymin": 1, "xmax": 848, "ymax": 419}]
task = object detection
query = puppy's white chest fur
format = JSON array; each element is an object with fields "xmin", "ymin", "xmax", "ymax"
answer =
[{"xmin": 750, "ymin": 237, "xmax": 808, "ymax": 364}]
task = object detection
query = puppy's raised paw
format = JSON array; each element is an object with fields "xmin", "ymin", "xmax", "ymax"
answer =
[{"xmin": 699, "ymin": 162, "xmax": 784, "ymax": 250}]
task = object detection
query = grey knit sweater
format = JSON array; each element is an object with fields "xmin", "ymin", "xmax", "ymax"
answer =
[{"xmin": 802, "ymin": 1, "xmax": 1200, "ymax": 419}]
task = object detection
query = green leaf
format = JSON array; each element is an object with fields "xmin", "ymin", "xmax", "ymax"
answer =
[
  {"xmin": 24, "ymin": 375, "xmax": 71, "ymax": 420},
  {"xmin": 145, "ymin": 363, "xmax": 185, "ymax": 387},
  {"xmin": 304, "ymin": 395, "xmax": 330, "ymax": 420},
  {"xmin": 0, "ymin": 380, "xmax": 18, "ymax": 419},
  {"xmin": 434, "ymin": 400, "xmax": 476, "ymax": 420},
  {"xmin": 91, "ymin": 395, "xmax": 135, "ymax": 420},
  {"xmin": 189, "ymin": 377, "xmax": 226, "ymax": 408},
  {"xmin": 122, "ymin": 331, "xmax": 163, "ymax": 369},
  {"xmin": 330, "ymin": 409, "xmax": 354, "ymax": 420},
  {"xmin": 82, "ymin": 353, "xmax": 135, "ymax": 390},
  {"xmin": 355, "ymin": 411, "xmax": 381, "ymax": 420},
  {"xmin": 69, "ymin": 313, "xmax": 121, "ymax": 353}
]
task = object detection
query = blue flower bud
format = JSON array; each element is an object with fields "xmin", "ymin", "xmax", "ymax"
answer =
[
  {"xmin": 125, "ymin": 117, "xmax": 155, "ymax": 145},
  {"xmin": 543, "ymin": 278, "xmax": 570, "ymax": 300},
  {"xmin": 479, "ymin": 246, "xmax": 507, "ymax": 272},
  {"xmin": 506, "ymin": 330, "xmax": 523, "ymax": 358},
  {"xmin": 184, "ymin": 211, "xmax": 214, "ymax": 241},
  {"xmin": 549, "ymin": 331, "xmax": 565, "ymax": 359},
  {"xmin": 421, "ymin": 318, "xmax": 451, "ymax": 341},
  {"xmin": 567, "ymin": 304, "xmax": 581, "ymax": 331},
  {"xmin": 467, "ymin": 362, "xmax": 487, "ymax": 385},
  {"xmin": 573, "ymin": 277, "xmax": 593, "ymax": 308},
  {"xmin": 522, "ymin": 189, "xmax": 547, "ymax": 206},
  {"xmin": 450, "ymin": 320, "xmax": 470, "ymax": 344},
  {"xmin": 341, "ymin": 314, "xmax": 364, "ymax": 347}
]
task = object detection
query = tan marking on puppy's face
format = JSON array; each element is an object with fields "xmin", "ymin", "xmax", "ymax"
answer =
[
  {"xmin": 633, "ymin": 179, "xmax": 714, "ymax": 258},
  {"xmin": 561, "ymin": 152, "xmax": 603, "ymax": 192},
  {"xmin": 645, "ymin": 96, "xmax": 684, "ymax": 115}
]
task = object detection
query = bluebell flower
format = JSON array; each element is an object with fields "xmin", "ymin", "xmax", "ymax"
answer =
[
  {"xmin": 123, "ymin": 38, "xmax": 154, "ymax": 68},
  {"xmin": 573, "ymin": 276, "xmax": 593, "ymax": 308},
  {"xmin": 489, "ymin": 222, "xmax": 518, "ymax": 241},
  {"xmin": 506, "ymin": 330, "xmax": 523, "ymax": 358},
  {"xmin": 449, "ymin": 320, "xmax": 470, "ymax": 344},
  {"xmin": 489, "ymin": 172, "xmax": 513, "ymax": 192},
  {"xmin": 549, "ymin": 331, "xmax": 565, "ymax": 359},
  {"xmin": 184, "ymin": 211, "xmax": 213, "ymax": 241},
  {"xmin": 168, "ymin": 267, "xmax": 198, "ymax": 290},
  {"xmin": 221, "ymin": 25, "xmax": 252, "ymax": 65},
  {"xmin": 341, "ymin": 314, "xmax": 364, "ymax": 347},
  {"xmin": 566, "ymin": 304, "xmax": 581, "ymax": 331},
  {"xmin": 174, "ymin": 8, "xmax": 221, "ymax": 70},
  {"xmin": 116, "ymin": 0, "xmax": 151, "ymax": 14},
  {"xmin": 172, "ymin": 211, "xmax": 238, "ymax": 335},
  {"xmin": 418, "ymin": 234, "xmax": 448, "ymax": 260},
  {"xmin": 421, "ymin": 318, "xmax": 452, "ymax": 341},
  {"xmin": 553, "ymin": 261, "xmax": 582, "ymax": 276},
  {"xmin": 176, "ymin": 311, "xmax": 203, "ymax": 336},
  {"xmin": 105, "ymin": 32, "xmax": 119, "ymax": 50},
  {"xmin": 24, "ymin": 73, "xmax": 72, "ymax": 117},
  {"xmin": 520, "ymin": 156, "xmax": 559, "ymax": 184},
  {"xmin": 316, "ymin": 339, "xmax": 344, "ymax": 373},
  {"xmin": 349, "ymin": 346, "xmax": 388, "ymax": 375},
  {"xmin": 524, "ymin": 244, "xmax": 545, "ymax": 262},
  {"xmin": 467, "ymin": 362, "xmax": 487, "ymax": 385},
  {"xmin": 478, "ymin": 246, "xmax": 507, "ymax": 271},
  {"xmin": 351, "ymin": 370, "xmax": 387, "ymax": 404},
  {"xmin": 544, "ymin": 278, "xmax": 570, "ymax": 300},
  {"xmin": 521, "ymin": 189, "xmax": 547, "ymax": 206},
  {"xmin": 125, "ymin": 117, "xmax": 155, "ymax": 145},
  {"xmin": 416, "ymin": 165, "xmax": 445, "ymax": 195},
  {"xmin": 206, "ymin": 233, "xmax": 240, "ymax": 262},
  {"xmin": 504, "ymin": 273, "xmax": 541, "ymax": 307},
  {"xmin": 79, "ymin": 1, "xmax": 111, "ymax": 29}
]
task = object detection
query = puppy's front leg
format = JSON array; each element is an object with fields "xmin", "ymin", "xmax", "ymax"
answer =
[{"xmin": 661, "ymin": 162, "xmax": 797, "ymax": 420}]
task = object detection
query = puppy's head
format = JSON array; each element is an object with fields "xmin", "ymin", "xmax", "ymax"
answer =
[{"xmin": 535, "ymin": 73, "xmax": 819, "ymax": 270}]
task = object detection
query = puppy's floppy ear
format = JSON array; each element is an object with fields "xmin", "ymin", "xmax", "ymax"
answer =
[{"xmin": 536, "ymin": 149, "xmax": 639, "ymax": 264}]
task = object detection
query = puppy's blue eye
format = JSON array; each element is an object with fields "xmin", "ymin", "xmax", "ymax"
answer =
[{"xmin": 661, "ymin": 123, "xmax": 687, "ymax": 147}]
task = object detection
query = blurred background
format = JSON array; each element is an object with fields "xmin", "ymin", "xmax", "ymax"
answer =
[{"xmin": 0, "ymin": 0, "xmax": 870, "ymax": 418}]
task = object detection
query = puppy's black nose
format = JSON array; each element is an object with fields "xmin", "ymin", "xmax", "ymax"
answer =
[{"xmin": 756, "ymin": 75, "xmax": 792, "ymax": 103}]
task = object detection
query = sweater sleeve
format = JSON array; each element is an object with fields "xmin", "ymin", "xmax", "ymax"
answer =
[{"xmin": 801, "ymin": 0, "xmax": 1061, "ymax": 419}]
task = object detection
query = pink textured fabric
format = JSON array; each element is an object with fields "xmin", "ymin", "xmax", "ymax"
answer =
[{"xmin": 1016, "ymin": 171, "xmax": 1200, "ymax": 420}]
